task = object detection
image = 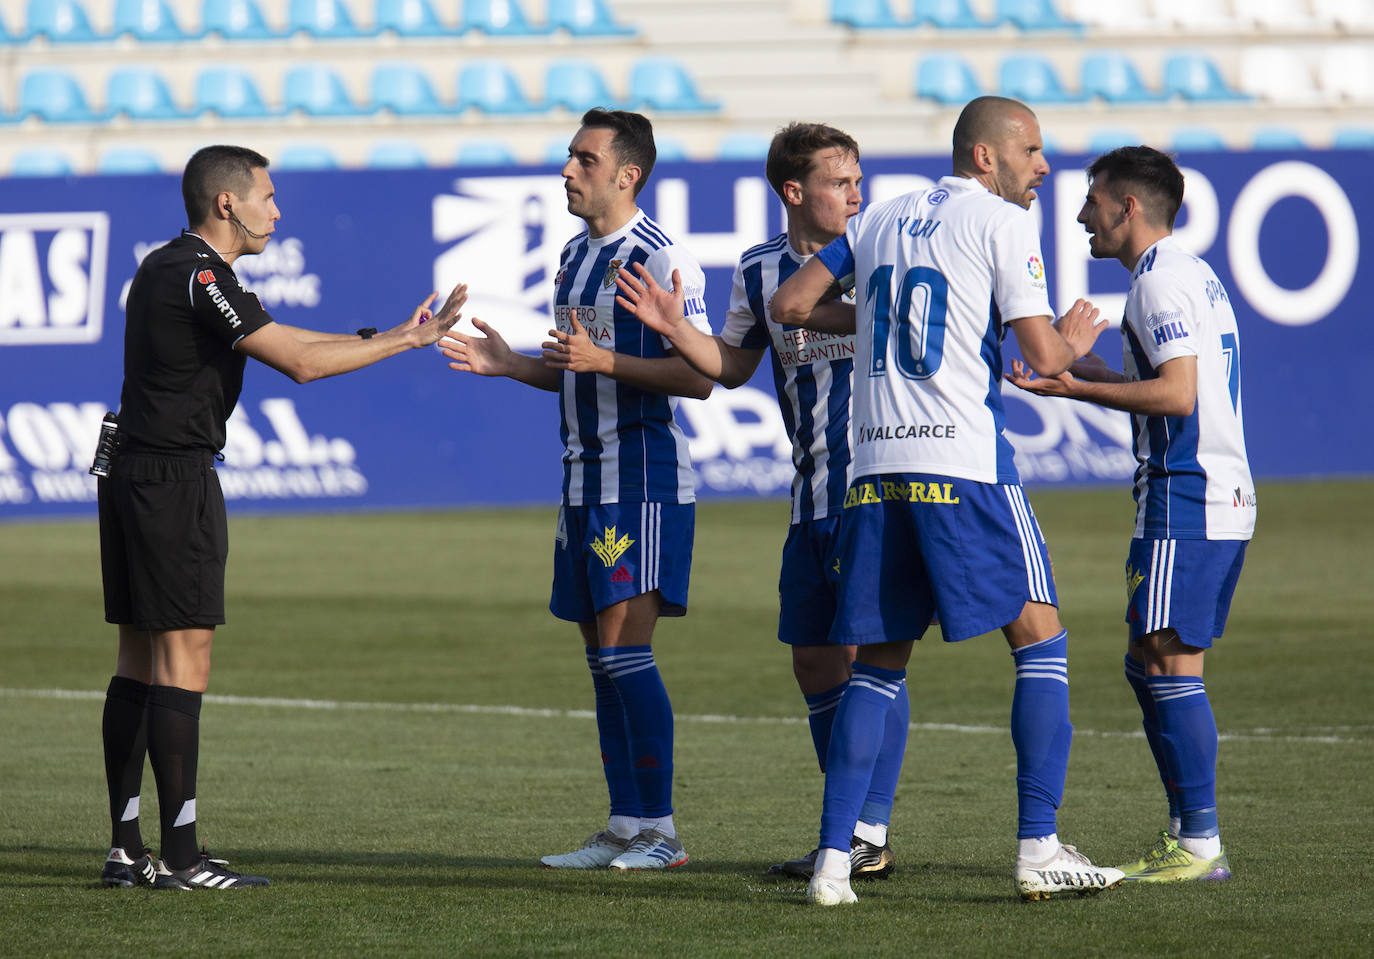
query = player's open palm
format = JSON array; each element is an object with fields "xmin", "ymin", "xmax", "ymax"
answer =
[
  {"xmin": 1007, "ymin": 358, "xmax": 1073, "ymax": 397},
  {"xmin": 616, "ymin": 263, "xmax": 684, "ymax": 338},
  {"xmin": 543, "ymin": 309, "xmax": 610, "ymax": 374},
  {"xmin": 440, "ymin": 317, "xmax": 514, "ymax": 377}
]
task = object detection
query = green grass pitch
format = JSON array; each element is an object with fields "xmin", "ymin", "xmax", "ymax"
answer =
[{"xmin": 1, "ymin": 480, "xmax": 1371, "ymax": 957}]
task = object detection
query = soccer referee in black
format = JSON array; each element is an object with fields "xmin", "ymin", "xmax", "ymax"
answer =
[{"xmin": 98, "ymin": 145, "xmax": 467, "ymax": 890}]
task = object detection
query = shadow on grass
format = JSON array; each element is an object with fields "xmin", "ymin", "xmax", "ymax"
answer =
[{"xmin": 1, "ymin": 844, "xmax": 1015, "ymax": 904}]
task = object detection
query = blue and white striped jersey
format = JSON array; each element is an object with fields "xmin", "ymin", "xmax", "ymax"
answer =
[
  {"xmin": 722, "ymin": 233, "xmax": 856, "ymax": 523},
  {"xmin": 1122, "ymin": 236, "xmax": 1255, "ymax": 540},
  {"xmin": 816, "ymin": 176, "xmax": 1054, "ymax": 485},
  {"xmin": 553, "ymin": 209, "xmax": 710, "ymax": 506}
]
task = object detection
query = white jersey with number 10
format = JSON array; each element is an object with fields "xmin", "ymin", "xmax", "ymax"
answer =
[{"xmin": 815, "ymin": 175, "xmax": 1054, "ymax": 485}]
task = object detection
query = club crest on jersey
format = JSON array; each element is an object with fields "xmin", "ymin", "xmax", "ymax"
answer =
[
  {"xmin": 602, "ymin": 259, "xmax": 623, "ymax": 290},
  {"xmin": 591, "ymin": 525, "xmax": 634, "ymax": 567},
  {"xmin": 927, "ymin": 189, "xmax": 948, "ymax": 204},
  {"xmin": 1125, "ymin": 563, "xmax": 1146, "ymax": 602}
]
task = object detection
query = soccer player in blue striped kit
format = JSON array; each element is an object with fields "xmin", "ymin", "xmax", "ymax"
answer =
[
  {"xmin": 774, "ymin": 96, "xmax": 1125, "ymax": 904},
  {"xmin": 440, "ymin": 110, "xmax": 713, "ymax": 870},
  {"xmin": 615, "ymin": 122, "xmax": 906, "ymax": 880},
  {"xmin": 1010, "ymin": 145, "xmax": 1255, "ymax": 883}
]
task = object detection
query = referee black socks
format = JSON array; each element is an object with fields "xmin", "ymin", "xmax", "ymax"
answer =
[
  {"xmin": 102, "ymin": 676, "xmax": 150, "ymax": 853},
  {"xmin": 146, "ymin": 684, "xmax": 203, "ymax": 871}
]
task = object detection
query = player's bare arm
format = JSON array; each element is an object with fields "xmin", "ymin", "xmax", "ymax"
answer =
[
  {"xmin": 441, "ymin": 318, "xmax": 560, "ymax": 391},
  {"xmin": 237, "ymin": 284, "xmax": 467, "ymax": 384},
  {"xmin": 804, "ymin": 300, "xmax": 856, "ymax": 335},
  {"xmin": 543, "ymin": 309, "xmax": 714, "ymax": 399},
  {"xmin": 1009, "ymin": 354, "xmax": 1196, "ymax": 417},
  {"xmin": 616, "ymin": 265, "xmax": 763, "ymax": 387},
  {"xmin": 1008, "ymin": 299, "xmax": 1105, "ymax": 378},
  {"xmin": 771, "ymin": 256, "xmax": 842, "ymax": 329}
]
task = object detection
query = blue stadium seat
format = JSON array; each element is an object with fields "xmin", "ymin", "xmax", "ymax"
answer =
[
  {"xmin": 1332, "ymin": 126, "xmax": 1374, "ymax": 148},
  {"xmin": 456, "ymin": 140, "xmax": 516, "ymax": 166},
  {"xmin": 548, "ymin": 0, "xmax": 634, "ymax": 36},
  {"xmin": 1086, "ymin": 129, "xmax": 1139, "ymax": 153},
  {"xmin": 717, "ymin": 133, "xmax": 771, "ymax": 160},
  {"xmin": 654, "ymin": 138, "xmax": 688, "ymax": 162},
  {"xmin": 98, "ymin": 148, "xmax": 164, "ymax": 174},
  {"xmin": 107, "ymin": 68, "xmax": 186, "ymax": 119},
  {"xmin": 195, "ymin": 67, "xmax": 274, "ymax": 118},
  {"xmin": 202, "ymin": 0, "xmax": 280, "ymax": 39},
  {"xmin": 19, "ymin": 70, "xmax": 99, "ymax": 122},
  {"xmin": 284, "ymin": 64, "xmax": 365, "ymax": 116},
  {"xmin": 26, "ymin": 0, "xmax": 101, "ymax": 42},
  {"xmin": 999, "ymin": 54, "xmax": 1078, "ymax": 104},
  {"xmin": 275, "ymin": 144, "xmax": 340, "ymax": 169},
  {"xmin": 287, "ymin": 0, "xmax": 370, "ymax": 37},
  {"xmin": 11, "ymin": 150, "xmax": 75, "ymax": 177},
  {"xmin": 1080, "ymin": 53, "xmax": 1161, "ymax": 104},
  {"xmin": 911, "ymin": 0, "xmax": 988, "ymax": 29},
  {"xmin": 628, "ymin": 58, "xmax": 718, "ymax": 112},
  {"xmin": 1251, "ymin": 127, "xmax": 1307, "ymax": 150},
  {"xmin": 831, "ymin": 0, "xmax": 905, "ymax": 28},
  {"xmin": 914, "ymin": 54, "xmax": 982, "ymax": 105},
  {"xmin": 371, "ymin": 64, "xmax": 449, "ymax": 115},
  {"xmin": 544, "ymin": 59, "xmax": 619, "ymax": 112},
  {"xmin": 375, "ymin": 0, "xmax": 455, "ymax": 36},
  {"xmin": 456, "ymin": 61, "xmax": 538, "ymax": 113},
  {"xmin": 368, "ymin": 140, "xmax": 429, "ymax": 168},
  {"xmin": 1162, "ymin": 52, "xmax": 1248, "ymax": 102},
  {"xmin": 994, "ymin": 0, "xmax": 1080, "ymax": 31},
  {"xmin": 461, "ymin": 0, "xmax": 544, "ymax": 35},
  {"xmin": 114, "ymin": 0, "xmax": 196, "ymax": 40},
  {"xmin": 1169, "ymin": 127, "xmax": 1228, "ymax": 152}
]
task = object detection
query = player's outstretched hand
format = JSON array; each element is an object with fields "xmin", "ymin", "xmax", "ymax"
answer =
[
  {"xmin": 1006, "ymin": 358, "xmax": 1075, "ymax": 397},
  {"xmin": 543, "ymin": 309, "xmax": 611, "ymax": 374},
  {"xmin": 1054, "ymin": 297, "xmax": 1106, "ymax": 359},
  {"xmin": 439, "ymin": 317, "xmax": 514, "ymax": 377},
  {"xmin": 391, "ymin": 283, "xmax": 469, "ymax": 347},
  {"xmin": 615, "ymin": 263, "xmax": 685, "ymax": 339}
]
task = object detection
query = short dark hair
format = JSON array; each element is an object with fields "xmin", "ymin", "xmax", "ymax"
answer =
[
  {"xmin": 182, "ymin": 145, "xmax": 269, "ymax": 226},
  {"xmin": 1087, "ymin": 145, "xmax": 1185, "ymax": 229},
  {"xmin": 580, "ymin": 109, "xmax": 656, "ymax": 195},
  {"xmin": 764, "ymin": 122, "xmax": 860, "ymax": 201}
]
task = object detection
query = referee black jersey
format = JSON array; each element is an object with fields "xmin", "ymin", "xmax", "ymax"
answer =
[{"xmin": 118, "ymin": 232, "xmax": 273, "ymax": 453}]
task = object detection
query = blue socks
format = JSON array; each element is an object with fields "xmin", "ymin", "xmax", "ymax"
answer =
[
  {"xmin": 585, "ymin": 648, "xmax": 640, "ymax": 820},
  {"xmin": 803, "ymin": 682, "xmax": 846, "ymax": 773},
  {"xmin": 860, "ymin": 678, "xmax": 909, "ymax": 831},
  {"xmin": 1010, "ymin": 631, "xmax": 1072, "ymax": 839},
  {"xmin": 1124, "ymin": 655, "xmax": 1181, "ymax": 823},
  {"xmin": 1148, "ymin": 675, "xmax": 1219, "ymax": 838},
  {"xmin": 597, "ymin": 645, "xmax": 674, "ymax": 819},
  {"xmin": 818, "ymin": 663, "xmax": 907, "ymax": 852}
]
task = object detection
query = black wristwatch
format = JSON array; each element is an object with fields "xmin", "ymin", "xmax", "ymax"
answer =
[{"xmin": 356, "ymin": 327, "xmax": 377, "ymax": 339}]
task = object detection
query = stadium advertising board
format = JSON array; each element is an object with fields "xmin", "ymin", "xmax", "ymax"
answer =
[{"xmin": 0, "ymin": 150, "xmax": 1367, "ymax": 519}]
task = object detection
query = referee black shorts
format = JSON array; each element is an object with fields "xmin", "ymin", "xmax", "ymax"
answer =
[{"xmin": 98, "ymin": 448, "xmax": 229, "ymax": 631}]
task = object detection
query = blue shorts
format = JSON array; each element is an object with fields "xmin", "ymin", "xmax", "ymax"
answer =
[
  {"xmin": 1126, "ymin": 538, "xmax": 1247, "ymax": 650},
  {"xmin": 550, "ymin": 502, "xmax": 693, "ymax": 623},
  {"xmin": 778, "ymin": 515, "xmax": 843, "ymax": 647},
  {"xmin": 831, "ymin": 473, "xmax": 1058, "ymax": 645}
]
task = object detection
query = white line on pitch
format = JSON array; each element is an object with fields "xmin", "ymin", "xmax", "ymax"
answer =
[{"xmin": 0, "ymin": 687, "xmax": 1366, "ymax": 745}]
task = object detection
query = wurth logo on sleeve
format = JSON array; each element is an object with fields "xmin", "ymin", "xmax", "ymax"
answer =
[{"xmin": 195, "ymin": 268, "xmax": 241, "ymax": 328}]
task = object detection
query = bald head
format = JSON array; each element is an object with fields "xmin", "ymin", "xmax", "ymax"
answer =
[{"xmin": 952, "ymin": 96, "xmax": 1036, "ymax": 172}]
